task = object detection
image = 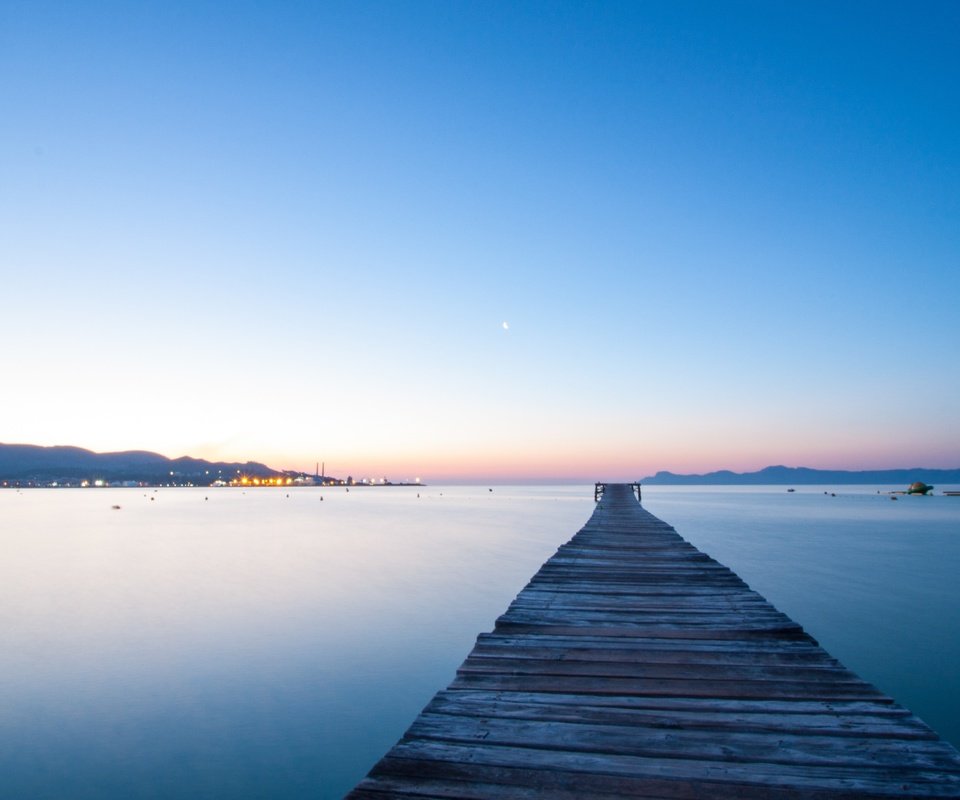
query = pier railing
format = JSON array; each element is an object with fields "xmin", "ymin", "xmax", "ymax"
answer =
[{"xmin": 595, "ymin": 481, "xmax": 641, "ymax": 502}]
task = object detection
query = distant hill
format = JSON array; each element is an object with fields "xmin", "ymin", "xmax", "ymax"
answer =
[
  {"xmin": 641, "ymin": 465, "xmax": 960, "ymax": 485},
  {"xmin": 0, "ymin": 443, "xmax": 279, "ymax": 483}
]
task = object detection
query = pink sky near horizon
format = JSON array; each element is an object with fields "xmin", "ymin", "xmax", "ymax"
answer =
[
  {"xmin": 9, "ymin": 406, "xmax": 957, "ymax": 485},
  {"xmin": 6, "ymin": 428, "xmax": 956, "ymax": 483},
  {"xmin": 168, "ymin": 441, "xmax": 960, "ymax": 483},
  {"xmin": 10, "ymin": 392, "xmax": 956, "ymax": 483}
]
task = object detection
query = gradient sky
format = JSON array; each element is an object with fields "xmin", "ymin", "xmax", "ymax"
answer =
[{"xmin": 2, "ymin": 1, "xmax": 958, "ymax": 481}]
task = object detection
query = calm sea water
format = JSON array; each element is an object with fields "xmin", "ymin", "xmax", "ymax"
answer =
[{"xmin": 1, "ymin": 484, "xmax": 958, "ymax": 798}]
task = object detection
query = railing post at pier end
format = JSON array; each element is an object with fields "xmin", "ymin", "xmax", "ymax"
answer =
[{"xmin": 594, "ymin": 482, "xmax": 640, "ymax": 503}]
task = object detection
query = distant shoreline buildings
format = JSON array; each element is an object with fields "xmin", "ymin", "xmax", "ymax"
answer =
[
  {"xmin": 1, "ymin": 471, "xmax": 423, "ymax": 489},
  {"xmin": 1, "ymin": 475, "xmax": 423, "ymax": 489},
  {"xmin": 0, "ymin": 443, "xmax": 423, "ymax": 489}
]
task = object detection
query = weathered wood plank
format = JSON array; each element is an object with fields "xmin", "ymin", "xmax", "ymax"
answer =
[
  {"xmin": 449, "ymin": 672, "xmax": 888, "ymax": 701},
  {"xmin": 373, "ymin": 740, "xmax": 960, "ymax": 795},
  {"xmin": 491, "ymin": 621, "xmax": 810, "ymax": 639},
  {"xmin": 358, "ymin": 757, "xmax": 911, "ymax": 800},
  {"xmin": 425, "ymin": 693, "xmax": 934, "ymax": 739},
  {"xmin": 433, "ymin": 690, "xmax": 911, "ymax": 718},
  {"xmin": 456, "ymin": 655, "xmax": 866, "ymax": 682},
  {"xmin": 469, "ymin": 641, "xmax": 840, "ymax": 665},
  {"xmin": 474, "ymin": 632, "xmax": 830, "ymax": 654},
  {"xmin": 407, "ymin": 713, "xmax": 960, "ymax": 768}
]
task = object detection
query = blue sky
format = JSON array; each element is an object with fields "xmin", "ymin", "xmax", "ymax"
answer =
[{"xmin": 2, "ymin": 1, "xmax": 957, "ymax": 480}]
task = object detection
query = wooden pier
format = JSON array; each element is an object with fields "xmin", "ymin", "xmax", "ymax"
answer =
[{"xmin": 348, "ymin": 483, "xmax": 960, "ymax": 798}]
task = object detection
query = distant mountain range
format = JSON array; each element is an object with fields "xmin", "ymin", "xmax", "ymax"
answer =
[
  {"xmin": 0, "ymin": 443, "xmax": 281, "ymax": 483},
  {"xmin": 4, "ymin": 445, "xmax": 958, "ymax": 488},
  {"xmin": 641, "ymin": 465, "xmax": 960, "ymax": 485}
]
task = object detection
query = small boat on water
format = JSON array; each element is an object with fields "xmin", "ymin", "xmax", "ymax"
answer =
[
  {"xmin": 907, "ymin": 482, "xmax": 934, "ymax": 495},
  {"xmin": 787, "ymin": 488, "xmax": 795, "ymax": 493}
]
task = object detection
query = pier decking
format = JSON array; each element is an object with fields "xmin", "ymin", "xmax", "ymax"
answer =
[{"xmin": 348, "ymin": 484, "xmax": 960, "ymax": 798}]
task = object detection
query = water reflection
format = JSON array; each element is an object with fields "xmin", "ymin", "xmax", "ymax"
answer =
[
  {"xmin": 0, "ymin": 486, "xmax": 594, "ymax": 799},
  {"xmin": 2, "ymin": 485, "xmax": 958, "ymax": 798}
]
